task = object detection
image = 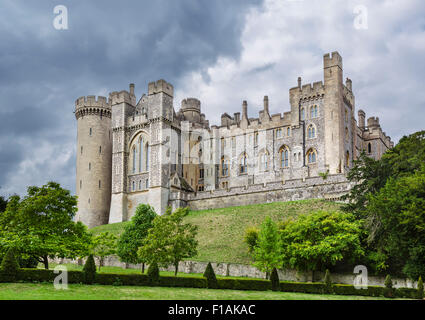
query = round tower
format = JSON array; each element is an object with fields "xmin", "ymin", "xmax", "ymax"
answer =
[
  {"xmin": 181, "ymin": 98, "xmax": 201, "ymax": 123},
  {"xmin": 75, "ymin": 96, "xmax": 112, "ymax": 228}
]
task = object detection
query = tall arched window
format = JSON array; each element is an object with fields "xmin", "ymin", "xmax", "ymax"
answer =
[
  {"xmin": 240, "ymin": 153, "xmax": 247, "ymax": 174},
  {"xmin": 345, "ymin": 127, "xmax": 349, "ymax": 142},
  {"xmin": 300, "ymin": 108, "xmax": 305, "ymax": 121},
  {"xmin": 368, "ymin": 142, "xmax": 372, "ymax": 154},
  {"xmin": 307, "ymin": 148, "xmax": 317, "ymax": 164},
  {"xmin": 310, "ymin": 105, "xmax": 318, "ymax": 118},
  {"xmin": 260, "ymin": 151, "xmax": 269, "ymax": 171},
  {"xmin": 280, "ymin": 146, "xmax": 290, "ymax": 168},
  {"xmin": 132, "ymin": 146, "xmax": 137, "ymax": 174},
  {"xmin": 139, "ymin": 137, "xmax": 144, "ymax": 172},
  {"xmin": 221, "ymin": 157, "xmax": 229, "ymax": 176},
  {"xmin": 307, "ymin": 124, "xmax": 316, "ymax": 139},
  {"xmin": 145, "ymin": 143, "xmax": 150, "ymax": 171}
]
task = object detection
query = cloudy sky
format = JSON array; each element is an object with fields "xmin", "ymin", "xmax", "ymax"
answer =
[{"xmin": 0, "ymin": 0, "xmax": 424, "ymax": 197}]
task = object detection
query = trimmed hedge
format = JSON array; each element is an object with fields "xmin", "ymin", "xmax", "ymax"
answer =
[
  {"xmin": 0, "ymin": 268, "xmax": 420, "ymax": 299},
  {"xmin": 217, "ymin": 278, "xmax": 271, "ymax": 291}
]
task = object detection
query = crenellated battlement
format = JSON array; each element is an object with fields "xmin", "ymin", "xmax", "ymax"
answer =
[
  {"xmin": 324, "ymin": 51, "xmax": 342, "ymax": 69},
  {"xmin": 75, "ymin": 95, "xmax": 111, "ymax": 119},
  {"xmin": 181, "ymin": 98, "xmax": 201, "ymax": 111},
  {"xmin": 367, "ymin": 116, "xmax": 380, "ymax": 129},
  {"xmin": 109, "ymin": 90, "xmax": 135, "ymax": 106},
  {"xmin": 148, "ymin": 79, "xmax": 174, "ymax": 97}
]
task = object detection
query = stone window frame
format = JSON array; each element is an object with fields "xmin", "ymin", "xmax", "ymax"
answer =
[
  {"xmin": 259, "ymin": 149, "xmax": 270, "ymax": 172},
  {"xmin": 279, "ymin": 145, "xmax": 290, "ymax": 169},
  {"xmin": 220, "ymin": 156, "xmax": 229, "ymax": 177},
  {"xmin": 307, "ymin": 124, "xmax": 317, "ymax": 139},
  {"xmin": 128, "ymin": 131, "xmax": 150, "ymax": 175},
  {"xmin": 239, "ymin": 152, "xmax": 248, "ymax": 175},
  {"xmin": 276, "ymin": 128, "xmax": 283, "ymax": 139},
  {"xmin": 310, "ymin": 105, "xmax": 318, "ymax": 119},
  {"xmin": 307, "ymin": 148, "xmax": 318, "ymax": 164}
]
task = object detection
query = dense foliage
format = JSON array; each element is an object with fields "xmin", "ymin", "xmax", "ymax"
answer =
[
  {"xmin": 0, "ymin": 182, "xmax": 91, "ymax": 269},
  {"xmin": 279, "ymin": 211, "xmax": 364, "ymax": 272},
  {"xmin": 138, "ymin": 207, "xmax": 198, "ymax": 276},
  {"xmin": 116, "ymin": 204, "xmax": 156, "ymax": 273},
  {"xmin": 91, "ymin": 232, "xmax": 117, "ymax": 271}
]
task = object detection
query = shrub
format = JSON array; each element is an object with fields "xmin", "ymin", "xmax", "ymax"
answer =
[
  {"xmin": 83, "ymin": 255, "xmax": 97, "ymax": 284},
  {"xmin": 270, "ymin": 268, "xmax": 279, "ymax": 291},
  {"xmin": 417, "ymin": 276, "xmax": 424, "ymax": 300},
  {"xmin": 244, "ymin": 227, "xmax": 258, "ymax": 253},
  {"xmin": 159, "ymin": 276, "xmax": 207, "ymax": 288},
  {"xmin": 217, "ymin": 278, "xmax": 270, "ymax": 291},
  {"xmin": 384, "ymin": 274, "xmax": 395, "ymax": 298},
  {"xmin": 203, "ymin": 263, "xmax": 218, "ymax": 289},
  {"xmin": 324, "ymin": 269, "xmax": 333, "ymax": 294},
  {"xmin": 147, "ymin": 262, "xmax": 159, "ymax": 284},
  {"xmin": 0, "ymin": 248, "xmax": 20, "ymax": 281}
]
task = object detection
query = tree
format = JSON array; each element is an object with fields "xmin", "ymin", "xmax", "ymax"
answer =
[
  {"xmin": 280, "ymin": 211, "xmax": 364, "ymax": 275},
  {"xmin": 116, "ymin": 204, "xmax": 156, "ymax": 273},
  {"xmin": 0, "ymin": 182, "xmax": 92, "ymax": 269},
  {"xmin": 203, "ymin": 262, "xmax": 218, "ymax": 289},
  {"xmin": 253, "ymin": 217, "xmax": 281, "ymax": 279},
  {"xmin": 244, "ymin": 227, "xmax": 259, "ymax": 254},
  {"xmin": 324, "ymin": 269, "xmax": 333, "ymax": 293},
  {"xmin": 366, "ymin": 170, "xmax": 425, "ymax": 279},
  {"xmin": 83, "ymin": 254, "xmax": 97, "ymax": 284},
  {"xmin": 91, "ymin": 232, "xmax": 117, "ymax": 271},
  {"xmin": 138, "ymin": 207, "xmax": 198, "ymax": 276},
  {"xmin": 384, "ymin": 274, "xmax": 394, "ymax": 298}
]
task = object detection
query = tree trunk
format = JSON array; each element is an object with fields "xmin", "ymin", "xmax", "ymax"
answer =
[
  {"xmin": 174, "ymin": 262, "xmax": 179, "ymax": 276},
  {"xmin": 99, "ymin": 257, "xmax": 103, "ymax": 272},
  {"xmin": 43, "ymin": 256, "xmax": 49, "ymax": 270},
  {"xmin": 141, "ymin": 263, "xmax": 145, "ymax": 274}
]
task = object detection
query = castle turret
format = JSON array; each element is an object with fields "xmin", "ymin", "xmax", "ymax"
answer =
[
  {"xmin": 181, "ymin": 98, "xmax": 201, "ymax": 123},
  {"xmin": 75, "ymin": 96, "xmax": 112, "ymax": 228},
  {"xmin": 358, "ymin": 109, "xmax": 366, "ymax": 128}
]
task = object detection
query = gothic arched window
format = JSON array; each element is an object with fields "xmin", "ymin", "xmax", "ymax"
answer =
[
  {"xmin": 308, "ymin": 124, "xmax": 316, "ymax": 139},
  {"xmin": 221, "ymin": 157, "xmax": 229, "ymax": 176},
  {"xmin": 239, "ymin": 153, "xmax": 247, "ymax": 174},
  {"xmin": 307, "ymin": 148, "xmax": 317, "ymax": 164},
  {"xmin": 145, "ymin": 143, "xmax": 150, "ymax": 171},
  {"xmin": 280, "ymin": 146, "xmax": 290, "ymax": 168},
  {"xmin": 310, "ymin": 105, "xmax": 318, "ymax": 118},
  {"xmin": 132, "ymin": 146, "xmax": 137, "ymax": 174},
  {"xmin": 139, "ymin": 137, "xmax": 144, "ymax": 172},
  {"xmin": 260, "ymin": 151, "xmax": 269, "ymax": 171}
]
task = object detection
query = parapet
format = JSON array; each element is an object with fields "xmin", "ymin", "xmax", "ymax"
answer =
[
  {"xmin": 181, "ymin": 98, "xmax": 201, "ymax": 111},
  {"xmin": 75, "ymin": 95, "xmax": 111, "ymax": 120},
  {"xmin": 367, "ymin": 117, "xmax": 380, "ymax": 129},
  {"xmin": 75, "ymin": 95, "xmax": 110, "ymax": 109},
  {"xmin": 109, "ymin": 90, "xmax": 135, "ymax": 106},
  {"xmin": 148, "ymin": 79, "xmax": 174, "ymax": 97},
  {"xmin": 324, "ymin": 51, "xmax": 343, "ymax": 69}
]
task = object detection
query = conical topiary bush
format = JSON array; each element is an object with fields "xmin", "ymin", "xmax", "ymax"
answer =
[
  {"xmin": 0, "ymin": 248, "xmax": 20, "ymax": 281},
  {"xmin": 147, "ymin": 261, "xmax": 160, "ymax": 284},
  {"xmin": 203, "ymin": 263, "xmax": 218, "ymax": 289},
  {"xmin": 83, "ymin": 255, "xmax": 97, "ymax": 284}
]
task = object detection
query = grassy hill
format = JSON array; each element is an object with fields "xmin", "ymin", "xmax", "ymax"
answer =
[{"xmin": 91, "ymin": 199, "xmax": 342, "ymax": 265}]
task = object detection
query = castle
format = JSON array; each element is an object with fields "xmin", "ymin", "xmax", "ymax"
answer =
[{"xmin": 74, "ymin": 51, "xmax": 394, "ymax": 228}]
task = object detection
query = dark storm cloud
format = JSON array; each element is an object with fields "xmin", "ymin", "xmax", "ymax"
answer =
[{"xmin": 0, "ymin": 0, "xmax": 262, "ymax": 196}]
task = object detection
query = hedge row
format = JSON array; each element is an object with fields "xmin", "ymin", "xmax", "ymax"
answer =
[{"xmin": 0, "ymin": 268, "xmax": 420, "ymax": 299}]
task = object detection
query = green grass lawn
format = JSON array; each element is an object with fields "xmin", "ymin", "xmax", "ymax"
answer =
[
  {"xmin": 90, "ymin": 199, "xmax": 342, "ymax": 264},
  {"xmin": 0, "ymin": 283, "xmax": 393, "ymax": 300}
]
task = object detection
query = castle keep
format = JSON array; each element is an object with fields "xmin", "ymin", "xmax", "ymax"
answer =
[{"xmin": 75, "ymin": 52, "xmax": 394, "ymax": 228}]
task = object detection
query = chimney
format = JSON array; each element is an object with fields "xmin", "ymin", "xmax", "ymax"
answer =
[
  {"xmin": 129, "ymin": 83, "xmax": 135, "ymax": 96},
  {"xmin": 263, "ymin": 96, "xmax": 269, "ymax": 114},
  {"xmin": 242, "ymin": 100, "xmax": 248, "ymax": 119},
  {"xmin": 358, "ymin": 110, "xmax": 365, "ymax": 128}
]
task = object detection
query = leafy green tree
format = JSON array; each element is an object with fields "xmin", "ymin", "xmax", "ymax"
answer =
[
  {"xmin": 253, "ymin": 217, "xmax": 281, "ymax": 279},
  {"xmin": 384, "ymin": 274, "xmax": 394, "ymax": 298},
  {"xmin": 366, "ymin": 170, "xmax": 425, "ymax": 279},
  {"xmin": 138, "ymin": 207, "xmax": 198, "ymax": 276},
  {"xmin": 83, "ymin": 254, "xmax": 97, "ymax": 284},
  {"xmin": 270, "ymin": 268, "xmax": 280, "ymax": 292},
  {"xmin": 244, "ymin": 227, "xmax": 259, "ymax": 254},
  {"xmin": 0, "ymin": 182, "xmax": 91, "ymax": 269},
  {"xmin": 203, "ymin": 262, "xmax": 218, "ymax": 289},
  {"xmin": 91, "ymin": 232, "xmax": 117, "ymax": 271},
  {"xmin": 116, "ymin": 204, "xmax": 156, "ymax": 273},
  {"xmin": 280, "ymin": 211, "xmax": 364, "ymax": 275}
]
